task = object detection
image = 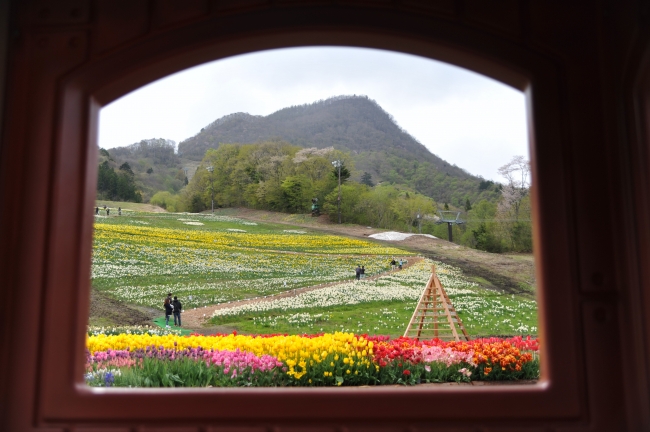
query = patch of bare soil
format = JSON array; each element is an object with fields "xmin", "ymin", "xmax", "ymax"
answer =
[
  {"xmin": 89, "ymin": 288, "xmax": 157, "ymax": 327},
  {"xmin": 396, "ymin": 236, "xmax": 536, "ymax": 297},
  {"xmin": 133, "ymin": 204, "xmax": 167, "ymax": 213}
]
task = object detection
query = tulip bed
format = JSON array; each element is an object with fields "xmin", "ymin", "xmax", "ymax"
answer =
[{"xmin": 85, "ymin": 331, "xmax": 539, "ymax": 387}]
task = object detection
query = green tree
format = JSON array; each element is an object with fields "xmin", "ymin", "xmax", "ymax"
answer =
[
  {"xmin": 119, "ymin": 162, "xmax": 134, "ymax": 176},
  {"xmin": 360, "ymin": 172, "xmax": 374, "ymax": 187},
  {"xmin": 190, "ymin": 194, "xmax": 205, "ymax": 213},
  {"xmin": 392, "ymin": 192, "xmax": 435, "ymax": 232},
  {"xmin": 355, "ymin": 184, "xmax": 400, "ymax": 228},
  {"xmin": 150, "ymin": 191, "xmax": 183, "ymax": 212},
  {"xmin": 281, "ymin": 176, "xmax": 310, "ymax": 212},
  {"xmin": 97, "ymin": 160, "xmax": 141, "ymax": 202},
  {"xmin": 330, "ymin": 164, "xmax": 351, "ymax": 183},
  {"xmin": 323, "ymin": 183, "xmax": 366, "ymax": 223},
  {"xmin": 460, "ymin": 200, "xmax": 501, "ymax": 251}
]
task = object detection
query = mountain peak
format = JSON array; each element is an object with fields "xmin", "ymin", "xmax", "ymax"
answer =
[{"xmin": 177, "ymin": 96, "xmax": 478, "ymax": 202}]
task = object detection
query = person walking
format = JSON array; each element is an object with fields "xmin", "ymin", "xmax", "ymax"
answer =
[
  {"xmin": 95, "ymin": 206, "xmax": 99, "ymax": 215},
  {"xmin": 106, "ymin": 207, "xmax": 110, "ymax": 216},
  {"xmin": 391, "ymin": 258, "xmax": 396, "ymax": 270},
  {"xmin": 163, "ymin": 298, "xmax": 173, "ymax": 328},
  {"xmin": 361, "ymin": 265, "xmax": 366, "ymax": 279},
  {"xmin": 355, "ymin": 265, "xmax": 361, "ymax": 281},
  {"xmin": 118, "ymin": 206, "xmax": 121, "ymax": 216},
  {"xmin": 172, "ymin": 296, "xmax": 183, "ymax": 327},
  {"xmin": 398, "ymin": 258, "xmax": 403, "ymax": 270}
]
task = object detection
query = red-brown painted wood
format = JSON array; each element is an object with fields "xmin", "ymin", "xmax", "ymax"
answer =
[{"xmin": 0, "ymin": 1, "xmax": 648, "ymax": 430}]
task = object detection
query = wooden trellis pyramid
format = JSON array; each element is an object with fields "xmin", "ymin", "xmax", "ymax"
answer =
[{"xmin": 404, "ymin": 265, "xmax": 470, "ymax": 341}]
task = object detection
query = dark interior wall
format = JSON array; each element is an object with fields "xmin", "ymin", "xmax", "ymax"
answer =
[{"xmin": 0, "ymin": 1, "xmax": 648, "ymax": 431}]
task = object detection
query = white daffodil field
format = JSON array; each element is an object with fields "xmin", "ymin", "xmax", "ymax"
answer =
[{"xmin": 210, "ymin": 259, "xmax": 538, "ymax": 336}]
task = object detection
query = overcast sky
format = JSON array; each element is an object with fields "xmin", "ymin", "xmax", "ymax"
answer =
[{"xmin": 99, "ymin": 47, "xmax": 528, "ymax": 182}]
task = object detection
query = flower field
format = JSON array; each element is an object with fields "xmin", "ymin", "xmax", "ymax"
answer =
[
  {"xmin": 91, "ymin": 213, "xmax": 538, "ymax": 337},
  {"xmin": 209, "ymin": 259, "xmax": 538, "ymax": 336},
  {"xmin": 88, "ymin": 211, "xmax": 541, "ymax": 387},
  {"xmin": 85, "ymin": 331, "xmax": 539, "ymax": 387},
  {"xmin": 92, "ymin": 214, "xmax": 405, "ymax": 310}
]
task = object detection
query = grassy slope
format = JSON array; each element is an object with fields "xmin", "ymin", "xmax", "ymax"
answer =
[{"xmin": 89, "ymin": 207, "xmax": 538, "ymax": 337}]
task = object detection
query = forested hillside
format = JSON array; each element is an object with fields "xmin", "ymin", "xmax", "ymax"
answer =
[
  {"xmin": 102, "ymin": 138, "xmax": 188, "ymax": 201},
  {"xmin": 96, "ymin": 149, "xmax": 142, "ymax": 202},
  {"xmin": 174, "ymin": 140, "xmax": 438, "ymax": 232},
  {"xmin": 164, "ymin": 140, "xmax": 532, "ymax": 252},
  {"xmin": 178, "ymin": 95, "xmax": 500, "ymax": 206}
]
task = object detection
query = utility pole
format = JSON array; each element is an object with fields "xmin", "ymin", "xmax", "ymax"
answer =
[
  {"xmin": 332, "ymin": 160, "xmax": 342, "ymax": 224},
  {"xmin": 206, "ymin": 166, "xmax": 214, "ymax": 213}
]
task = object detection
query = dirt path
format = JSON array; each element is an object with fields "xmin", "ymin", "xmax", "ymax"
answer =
[{"xmin": 182, "ymin": 256, "xmax": 423, "ymax": 328}]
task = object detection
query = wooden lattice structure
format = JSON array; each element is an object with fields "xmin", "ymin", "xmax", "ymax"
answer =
[{"xmin": 404, "ymin": 265, "xmax": 470, "ymax": 341}]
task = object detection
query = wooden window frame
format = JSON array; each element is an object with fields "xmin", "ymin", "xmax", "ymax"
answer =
[{"xmin": 1, "ymin": 2, "xmax": 644, "ymax": 430}]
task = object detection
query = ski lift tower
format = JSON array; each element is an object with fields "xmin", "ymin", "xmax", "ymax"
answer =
[{"xmin": 437, "ymin": 210, "xmax": 464, "ymax": 242}]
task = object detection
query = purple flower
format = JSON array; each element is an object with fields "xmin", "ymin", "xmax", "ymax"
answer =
[{"xmin": 104, "ymin": 372, "xmax": 115, "ymax": 387}]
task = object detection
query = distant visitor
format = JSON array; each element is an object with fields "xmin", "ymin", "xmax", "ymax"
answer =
[
  {"xmin": 172, "ymin": 296, "xmax": 183, "ymax": 327},
  {"xmin": 163, "ymin": 298, "xmax": 173, "ymax": 328}
]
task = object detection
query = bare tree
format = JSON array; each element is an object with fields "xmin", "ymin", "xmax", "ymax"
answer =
[
  {"xmin": 496, "ymin": 156, "xmax": 533, "ymax": 251},
  {"xmin": 497, "ymin": 156, "xmax": 530, "ymax": 221}
]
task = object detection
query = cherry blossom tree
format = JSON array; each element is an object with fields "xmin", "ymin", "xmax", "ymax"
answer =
[
  {"xmin": 497, "ymin": 156, "xmax": 530, "ymax": 221},
  {"xmin": 497, "ymin": 156, "xmax": 532, "ymax": 251}
]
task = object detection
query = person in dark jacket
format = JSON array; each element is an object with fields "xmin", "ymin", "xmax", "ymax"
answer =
[
  {"xmin": 164, "ymin": 298, "xmax": 173, "ymax": 327},
  {"xmin": 172, "ymin": 296, "xmax": 182, "ymax": 327},
  {"xmin": 355, "ymin": 265, "xmax": 361, "ymax": 280},
  {"xmin": 360, "ymin": 266, "xmax": 365, "ymax": 279}
]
